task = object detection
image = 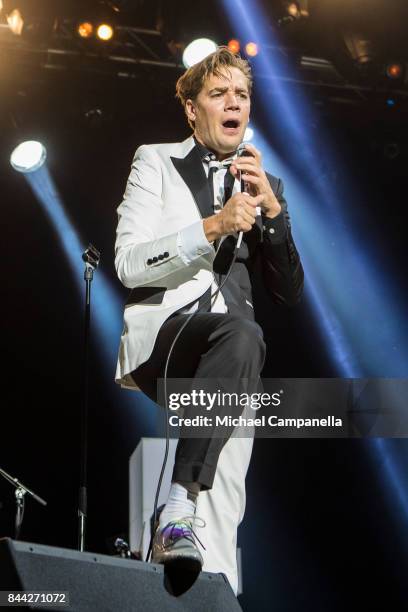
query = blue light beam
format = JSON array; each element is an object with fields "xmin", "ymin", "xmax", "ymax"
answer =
[
  {"xmin": 222, "ymin": 0, "xmax": 408, "ymax": 529},
  {"xmin": 24, "ymin": 164, "xmax": 157, "ymax": 431}
]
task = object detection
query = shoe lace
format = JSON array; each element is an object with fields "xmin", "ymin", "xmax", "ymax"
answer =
[{"xmin": 163, "ymin": 515, "xmax": 206, "ymax": 551}]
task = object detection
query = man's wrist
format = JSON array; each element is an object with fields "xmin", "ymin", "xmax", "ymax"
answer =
[
  {"xmin": 203, "ymin": 215, "xmax": 223, "ymax": 243},
  {"xmin": 263, "ymin": 198, "xmax": 282, "ymax": 219}
]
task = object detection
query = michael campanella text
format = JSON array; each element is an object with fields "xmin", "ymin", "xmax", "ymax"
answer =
[{"xmin": 169, "ymin": 415, "xmax": 344, "ymax": 428}]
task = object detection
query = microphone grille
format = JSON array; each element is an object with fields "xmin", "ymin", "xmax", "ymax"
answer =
[{"xmin": 236, "ymin": 142, "xmax": 246, "ymax": 157}]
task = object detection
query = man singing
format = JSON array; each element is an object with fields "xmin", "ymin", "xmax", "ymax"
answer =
[{"xmin": 114, "ymin": 47, "xmax": 303, "ymax": 594}]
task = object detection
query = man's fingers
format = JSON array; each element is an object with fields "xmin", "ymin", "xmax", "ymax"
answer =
[
  {"xmin": 243, "ymin": 201, "xmax": 258, "ymax": 216},
  {"xmin": 225, "ymin": 192, "xmax": 263, "ymax": 213},
  {"xmin": 235, "ymin": 215, "xmax": 255, "ymax": 232},
  {"xmin": 232, "ymin": 160, "xmax": 259, "ymax": 174},
  {"xmin": 232, "ymin": 202, "xmax": 256, "ymax": 219},
  {"xmin": 242, "ymin": 211, "xmax": 256, "ymax": 226},
  {"xmin": 223, "ymin": 200, "xmax": 257, "ymax": 233},
  {"xmin": 241, "ymin": 174, "xmax": 260, "ymax": 186},
  {"xmin": 243, "ymin": 143, "xmax": 261, "ymax": 161},
  {"xmin": 239, "ymin": 193, "xmax": 264, "ymax": 207},
  {"xmin": 251, "ymin": 193, "xmax": 265, "ymax": 206},
  {"xmin": 237, "ymin": 208, "xmax": 257, "ymax": 232},
  {"xmin": 222, "ymin": 186, "xmax": 265, "ymax": 234}
]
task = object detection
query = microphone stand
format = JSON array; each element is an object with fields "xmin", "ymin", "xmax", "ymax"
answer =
[
  {"xmin": 0, "ymin": 466, "xmax": 47, "ymax": 540},
  {"xmin": 78, "ymin": 244, "xmax": 101, "ymax": 552}
]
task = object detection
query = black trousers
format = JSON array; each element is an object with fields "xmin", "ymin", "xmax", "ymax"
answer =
[{"xmin": 131, "ymin": 313, "xmax": 266, "ymax": 490}]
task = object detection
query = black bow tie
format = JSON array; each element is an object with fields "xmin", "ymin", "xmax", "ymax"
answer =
[
  {"xmin": 194, "ymin": 138, "xmax": 238, "ymax": 167},
  {"xmin": 202, "ymin": 153, "xmax": 235, "ymax": 171}
]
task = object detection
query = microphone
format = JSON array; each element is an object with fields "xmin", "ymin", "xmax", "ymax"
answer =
[
  {"xmin": 235, "ymin": 143, "xmax": 258, "ymax": 248},
  {"xmin": 213, "ymin": 143, "xmax": 259, "ymax": 272},
  {"xmin": 236, "ymin": 142, "xmax": 251, "ymax": 192},
  {"xmin": 236, "ymin": 142, "xmax": 247, "ymax": 156}
]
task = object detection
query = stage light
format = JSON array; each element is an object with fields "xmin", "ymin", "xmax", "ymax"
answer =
[
  {"xmin": 287, "ymin": 0, "xmax": 309, "ymax": 18},
  {"xmin": 78, "ymin": 22, "xmax": 93, "ymax": 39},
  {"xmin": 7, "ymin": 8, "xmax": 24, "ymax": 36},
  {"xmin": 10, "ymin": 141, "xmax": 47, "ymax": 174},
  {"xmin": 287, "ymin": 2, "xmax": 300, "ymax": 18},
  {"xmin": 343, "ymin": 32, "xmax": 373, "ymax": 65},
  {"xmin": 245, "ymin": 42, "xmax": 258, "ymax": 57},
  {"xmin": 387, "ymin": 98, "xmax": 396, "ymax": 107},
  {"xmin": 96, "ymin": 23, "xmax": 114, "ymax": 41},
  {"xmin": 182, "ymin": 38, "xmax": 218, "ymax": 68},
  {"xmin": 228, "ymin": 39, "xmax": 240, "ymax": 54},
  {"xmin": 386, "ymin": 63, "xmax": 403, "ymax": 79}
]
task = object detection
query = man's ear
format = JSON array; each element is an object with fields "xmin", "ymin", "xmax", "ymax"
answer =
[{"xmin": 185, "ymin": 99, "xmax": 196, "ymax": 123}]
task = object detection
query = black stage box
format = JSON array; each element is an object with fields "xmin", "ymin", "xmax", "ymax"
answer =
[{"xmin": 0, "ymin": 538, "xmax": 242, "ymax": 611}]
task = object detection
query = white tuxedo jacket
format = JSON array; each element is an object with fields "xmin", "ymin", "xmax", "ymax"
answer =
[{"xmin": 114, "ymin": 135, "xmax": 303, "ymax": 389}]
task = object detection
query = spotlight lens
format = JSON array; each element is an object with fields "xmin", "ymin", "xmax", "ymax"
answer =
[
  {"xmin": 288, "ymin": 3, "xmax": 300, "ymax": 18},
  {"xmin": 386, "ymin": 63, "xmax": 403, "ymax": 79},
  {"xmin": 78, "ymin": 22, "xmax": 93, "ymax": 38},
  {"xmin": 228, "ymin": 39, "xmax": 240, "ymax": 54},
  {"xmin": 97, "ymin": 24, "xmax": 113, "ymax": 41},
  {"xmin": 10, "ymin": 141, "xmax": 47, "ymax": 173},
  {"xmin": 7, "ymin": 8, "xmax": 24, "ymax": 36},
  {"xmin": 182, "ymin": 38, "xmax": 218, "ymax": 68},
  {"xmin": 245, "ymin": 42, "xmax": 258, "ymax": 57}
]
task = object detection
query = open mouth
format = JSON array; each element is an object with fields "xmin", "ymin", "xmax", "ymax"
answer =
[{"xmin": 222, "ymin": 119, "xmax": 240, "ymax": 133}]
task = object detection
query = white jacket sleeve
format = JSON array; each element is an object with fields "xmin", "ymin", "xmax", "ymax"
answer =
[{"xmin": 115, "ymin": 145, "xmax": 213, "ymax": 289}]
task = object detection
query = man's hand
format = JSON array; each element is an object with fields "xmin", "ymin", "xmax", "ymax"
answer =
[
  {"xmin": 203, "ymin": 192, "xmax": 264, "ymax": 243},
  {"xmin": 230, "ymin": 143, "xmax": 281, "ymax": 219}
]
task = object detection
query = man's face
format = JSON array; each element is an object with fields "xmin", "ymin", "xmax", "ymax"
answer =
[{"xmin": 186, "ymin": 66, "xmax": 251, "ymax": 159}]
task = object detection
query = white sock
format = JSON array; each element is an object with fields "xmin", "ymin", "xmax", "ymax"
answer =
[{"xmin": 159, "ymin": 482, "xmax": 197, "ymax": 528}]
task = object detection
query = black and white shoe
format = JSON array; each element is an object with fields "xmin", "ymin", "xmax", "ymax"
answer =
[{"xmin": 151, "ymin": 515, "xmax": 206, "ymax": 573}]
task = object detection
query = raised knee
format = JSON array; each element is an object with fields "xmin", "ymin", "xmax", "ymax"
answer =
[{"xmin": 222, "ymin": 317, "xmax": 266, "ymax": 361}]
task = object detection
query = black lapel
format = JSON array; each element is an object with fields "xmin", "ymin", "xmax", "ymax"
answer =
[{"xmin": 171, "ymin": 146, "xmax": 213, "ymax": 219}]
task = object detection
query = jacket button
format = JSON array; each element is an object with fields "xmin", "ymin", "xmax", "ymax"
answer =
[
  {"xmin": 147, "ymin": 258, "xmax": 152, "ymax": 265},
  {"xmin": 163, "ymin": 251, "xmax": 169, "ymax": 258},
  {"xmin": 158, "ymin": 254, "xmax": 164, "ymax": 260},
  {"xmin": 152, "ymin": 256, "xmax": 158, "ymax": 263}
]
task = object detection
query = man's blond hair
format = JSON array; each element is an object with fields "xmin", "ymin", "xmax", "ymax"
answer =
[{"xmin": 176, "ymin": 47, "xmax": 252, "ymax": 129}]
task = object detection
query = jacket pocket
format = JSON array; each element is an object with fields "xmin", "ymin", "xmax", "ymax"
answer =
[{"xmin": 126, "ymin": 286, "xmax": 166, "ymax": 306}]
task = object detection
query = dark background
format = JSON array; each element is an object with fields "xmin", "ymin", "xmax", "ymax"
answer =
[{"xmin": 1, "ymin": 1, "xmax": 408, "ymax": 610}]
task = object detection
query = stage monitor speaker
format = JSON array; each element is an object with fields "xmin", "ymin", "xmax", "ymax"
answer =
[{"xmin": 0, "ymin": 538, "xmax": 242, "ymax": 611}]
